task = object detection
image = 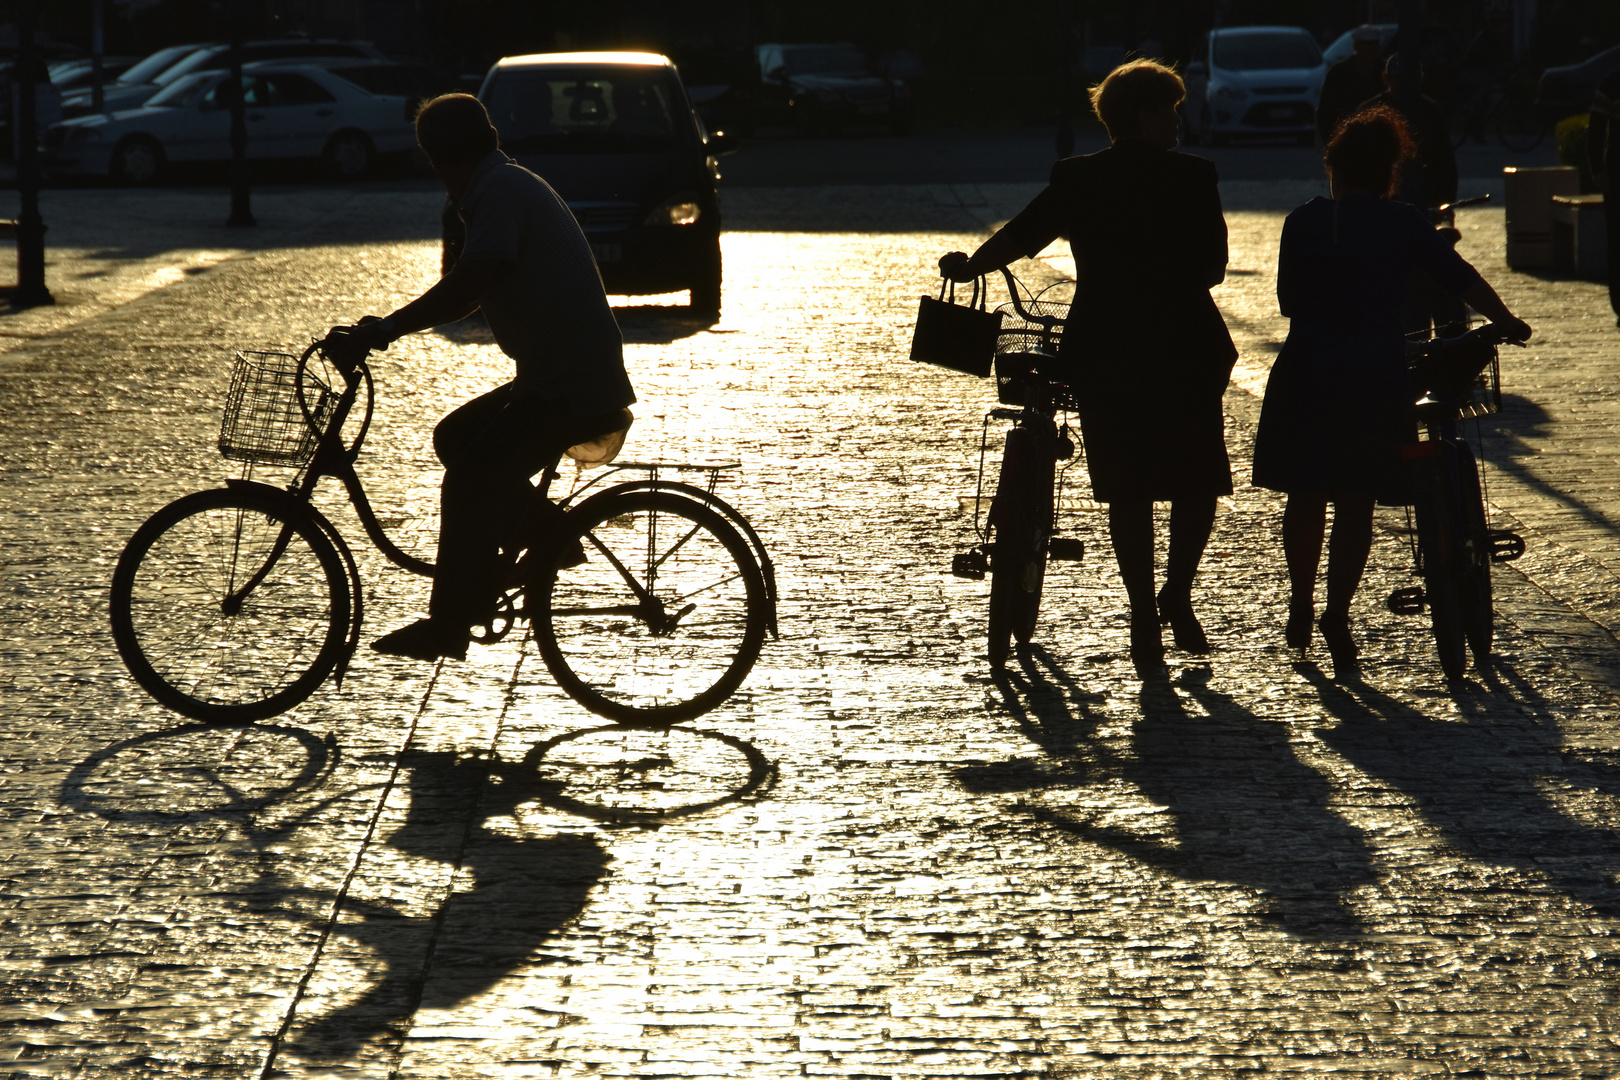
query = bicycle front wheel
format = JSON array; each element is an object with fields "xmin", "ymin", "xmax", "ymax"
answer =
[
  {"xmin": 1494, "ymin": 96, "xmax": 1545, "ymax": 153},
  {"xmin": 536, "ymin": 489, "xmax": 768, "ymax": 726},
  {"xmin": 110, "ymin": 488, "xmax": 351, "ymax": 722},
  {"xmin": 986, "ymin": 423, "xmax": 1053, "ymax": 667},
  {"xmin": 1412, "ymin": 453, "xmax": 1469, "ymax": 682},
  {"xmin": 1455, "ymin": 443, "xmax": 1495, "ymax": 666}
]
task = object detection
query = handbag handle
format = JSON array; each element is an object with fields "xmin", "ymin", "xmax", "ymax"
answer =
[{"xmin": 937, "ymin": 274, "xmax": 989, "ymax": 311}]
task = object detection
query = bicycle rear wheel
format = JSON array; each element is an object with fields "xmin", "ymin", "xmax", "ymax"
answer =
[
  {"xmin": 110, "ymin": 488, "xmax": 351, "ymax": 722},
  {"xmin": 535, "ymin": 488, "xmax": 768, "ymax": 726},
  {"xmin": 1412, "ymin": 453, "xmax": 1469, "ymax": 681}
]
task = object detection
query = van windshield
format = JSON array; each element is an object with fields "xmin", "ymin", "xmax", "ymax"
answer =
[
  {"xmin": 782, "ymin": 46, "xmax": 868, "ymax": 75},
  {"xmin": 1213, "ymin": 32, "xmax": 1322, "ymax": 71},
  {"xmin": 484, "ymin": 67, "xmax": 687, "ymax": 152}
]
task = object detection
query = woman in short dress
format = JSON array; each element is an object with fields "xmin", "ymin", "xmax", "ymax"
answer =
[{"xmin": 1250, "ymin": 106, "xmax": 1530, "ymax": 672}]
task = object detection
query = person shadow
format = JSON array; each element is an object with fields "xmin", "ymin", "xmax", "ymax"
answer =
[
  {"xmin": 1486, "ymin": 393, "xmax": 1620, "ymax": 540},
  {"xmin": 1302, "ymin": 660, "xmax": 1620, "ymax": 919},
  {"xmin": 958, "ymin": 650, "xmax": 1377, "ymax": 939},
  {"xmin": 285, "ymin": 748, "xmax": 608, "ymax": 1059}
]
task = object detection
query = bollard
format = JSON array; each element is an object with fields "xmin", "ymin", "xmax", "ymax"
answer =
[{"xmin": 1504, "ymin": 165, "xmax": 1580, "ymax": 269}]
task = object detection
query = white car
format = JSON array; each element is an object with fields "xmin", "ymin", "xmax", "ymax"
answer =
[
  {"xmin": 47, "ymin": 62, "xmax": 417, "ymax": 184},
  {"xmin": 1184, "ymin": 26, "xmax": 1327, "ymax": 145}
]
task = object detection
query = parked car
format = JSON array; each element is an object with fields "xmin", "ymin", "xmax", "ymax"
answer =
[
  {"xmin": 1184, "ymin": 26, "xmax": 1327, "ymax": 145},
  {"xmin": 319, "ymin": 58, "xmax": 454, "ymax": 118},
  {"xmin": 60, "ymin": 39, "xmax": 387, "ymax": 117},
  {"xmin": 48, "ymin": 57, "xmax": 140, "ymax": 92},
  {"xmin": 755, "ymin": 42, "xmax": 914, "ymax": 135},
  {"xmin": 1536, "ymin": 43, "xmax": 1620, "ymax": 122},
  {"xmin": 444, "ymin": 51, "xmax": 731, "ymax": 317},
  {"xmin": 47, "ymin": 62, "xmax": 417, "ymax": 183}
]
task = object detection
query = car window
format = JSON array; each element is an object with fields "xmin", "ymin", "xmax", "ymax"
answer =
[
  {"xmin": 1213, "ymin": 32, "xmax": 1322, "ymax": 71},
  {"xmin": 156, "ymin": 47, "xmax": 227, "ymax": 85},
  {"xmin": 121, "ymin": 44, "xmax": 206, "ymax": 86},
  {"xmin": 484, "ymin": 67, "xmax": 688, "ymax": 151},
  {"xmin": 782, "ymin": 46, "xmax": 868, "ymax": 75},
  {"xmin": 253, "ymin": 73, "xmax": 337, "ymax": 106},
  {"xmin": 150, "ymin": 73, "xmax": 225, "ymax": 108}
]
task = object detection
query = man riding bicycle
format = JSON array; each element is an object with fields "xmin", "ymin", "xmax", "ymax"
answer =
[{"xmin": 324, "ymin": 93, "xmax": 636, "ymax": 662}]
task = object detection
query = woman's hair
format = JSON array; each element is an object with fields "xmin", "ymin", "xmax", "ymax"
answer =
[
  {"xmin": 1087, "ymin": 60, "xmax": 1185, "ymax": 139},
  {"xmin": 1324, "ymin": 105, "xmax": 1417, "ymax": 197},
  {"xmin": 415, "ymin": 93, "xmax": 500, "ymax": 163}
]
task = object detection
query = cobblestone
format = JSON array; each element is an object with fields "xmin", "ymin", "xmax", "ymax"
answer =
[{"xmin": 1, "ymin": 170, "xmax": 1620, "ymax": 1079}]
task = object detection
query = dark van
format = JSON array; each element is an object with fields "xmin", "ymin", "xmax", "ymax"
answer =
[{"xmin": 444, "ymin": 51, "xmax": 730, "ymax": 317}]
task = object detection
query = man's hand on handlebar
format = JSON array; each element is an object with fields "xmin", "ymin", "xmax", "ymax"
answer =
[
  {"xmin": 1487, "ymin": 316, "xmax": 1532, "ymax": 346},
  {"xmin": 321, "ymin": 315, "xmax": 395, "ymax": 373},
  {"xmin": 938, "ymin": 251, "xmax": 975, "ymax": 283}
]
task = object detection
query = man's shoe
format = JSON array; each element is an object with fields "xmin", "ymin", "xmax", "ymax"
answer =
[{"xmin": 371, "ymin": 618, "xmax": 469, "ymax": 662}]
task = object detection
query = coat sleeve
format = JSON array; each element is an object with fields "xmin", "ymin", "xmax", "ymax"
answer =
[
  {"xmin": 995, "ymin": 159, "xmax": 1075, "ymax": 258},
  {"xmin": 1276, "ymin": 212, "xmax": 1302, "ymax": 319},
  {"xmin": 1189, "ymin": 158, "xmax": 1229, "ymax": 288},
  {"xmin": 1408, "ymin": 205, "xmax": 1483, "ymax": 295}
]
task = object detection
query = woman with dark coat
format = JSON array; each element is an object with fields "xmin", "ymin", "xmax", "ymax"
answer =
[
  {"xmin": 1251, "ymin": 106, "xmax": 1530, "ymax": 672},
  {"xmin": 940, "ymin": 59, "xmax": 1236, "ymax": 671}
]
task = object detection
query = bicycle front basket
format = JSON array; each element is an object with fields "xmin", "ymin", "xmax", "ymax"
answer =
[{"xmin": 218, "ymin": 350, "xmax": 330, "ymax": 466}]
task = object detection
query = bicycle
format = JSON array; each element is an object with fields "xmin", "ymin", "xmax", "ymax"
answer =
[
  {"xmin": 1448, "ymin": 71, "xmax": 1545, "ymax": 152},
  {"xmin": 1387, "ymin": 323, "xmax": 1527, "ymax": 681},
  {"xmin": 945, "ymin": 270, "xmax": 1085, "ymax": 667},
  {"xmin": 109, "ymin": 341, "xmax": 778, "ymax": 728}
]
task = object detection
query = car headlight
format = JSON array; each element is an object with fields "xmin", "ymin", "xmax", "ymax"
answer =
[
  {"xmin": 67, "ymin": 125, "xmax": 104, "ymax": 143},
  {"xmin": 646, "ymin": 196, "xmax": 701, "ymax": 226}
]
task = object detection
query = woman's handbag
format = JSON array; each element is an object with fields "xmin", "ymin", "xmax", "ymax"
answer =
[{"xmin": 910, "ymin": 275, "xmax": 1002, "ymax": 378}]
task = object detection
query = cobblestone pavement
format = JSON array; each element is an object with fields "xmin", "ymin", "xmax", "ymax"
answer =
[{"xmin": 5, "ymin": 170, "xmax": 1620, "ymax": 1079}]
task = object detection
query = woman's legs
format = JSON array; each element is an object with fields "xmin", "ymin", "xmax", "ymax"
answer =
[
  {"xmin": 1108, "ymin": 499, "xmax": 1160, "ymax": 667},
  {"xmin": 1280, "ymin": 489, "xmax": 1374, "ymax": 659},
  {"xmin": 1158, "ymin": 496, "xmax": 1217, "ymax": 653}
]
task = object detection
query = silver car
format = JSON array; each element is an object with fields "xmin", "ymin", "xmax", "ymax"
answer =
[
  {"xmin": 47, "ymin": 62, "xmax": 418, "ymax": 184},
  {"xmin": 1184, "ymin": 26, "xmax": 1327, "ymax": 146}
]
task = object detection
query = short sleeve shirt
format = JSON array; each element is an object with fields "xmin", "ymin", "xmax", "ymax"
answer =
[{"xmin": 458, "ymin": 151, "xmax": 635, "ymax": 413}]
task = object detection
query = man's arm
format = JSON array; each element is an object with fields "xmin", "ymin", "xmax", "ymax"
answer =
[{"xmin": 386, "ymin": 257, "xmax": 510, "ymax": 335}]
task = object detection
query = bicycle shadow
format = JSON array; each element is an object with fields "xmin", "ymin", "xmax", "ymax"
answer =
[
  {"xmin": 959, "ymin": 650, "xmax": 1376, "ymax": 939},
  {"xmin": 1485, "ymin": 393, "xmax": 1620, "ymax": 540},
  {"xmin": 284, "ymin": 747, "xmax": 608, "ymax": 1060},
  {"xmin": 1302, "ymin": 661, "xmax": 1620, "ymax": 919}
]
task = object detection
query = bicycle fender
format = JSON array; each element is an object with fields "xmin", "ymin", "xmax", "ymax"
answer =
[
  {"xmin": 583, "ymin": 479, "xmax": 781, "ymax": 640},
  {"xmin": 223, "ymin": 478, "xmax": 363, "ymax": 685}
]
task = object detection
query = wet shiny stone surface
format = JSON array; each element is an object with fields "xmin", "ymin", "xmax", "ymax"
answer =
[{"xmin": 3, "ymin": 179, "xmax": 1620, "ymax": 1077}]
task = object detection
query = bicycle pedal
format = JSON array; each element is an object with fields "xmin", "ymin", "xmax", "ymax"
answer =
[
  {"xmin": 1489, "ymin": 530, "xmax": 1526, "ymax": 562},
  {"xmin": 1387, "ymin": 586, "xmax": 1426, "ymax": 615},
  {"xmin": 951, "ymin": 550, "xmax": 988, "ymax": 580},
  {"xmin": 1048, "ymin": 537, "xmax": 1084, "ymax": 561}
]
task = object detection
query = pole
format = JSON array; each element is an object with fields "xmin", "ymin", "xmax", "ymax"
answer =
[
  {"xmin": 1394, "ymin": 0, "xmax": 1423, "ymax": 206},
  {"xmin": 90, "ymin": 0, "xmax": 105, "ymax": 114},
  {"xmin": 10, "ymin": 2, "xmax": 53, "ymax": 307},
  {"xmin": 225, "ymin": 0, "xmax": 255, "ymax": 227}
]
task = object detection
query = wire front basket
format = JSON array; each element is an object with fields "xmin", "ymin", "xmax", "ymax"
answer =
[
  {"xmin": 994, "ymin": 290, "xmax": 1075, "ymax": 408},
  {"xmin": 1405, "ymin": 328, "xmax": 1502, "ymax": 420},
  {"xmin": 218, "ymin": 350, "xmax": 330, "ymax": 466}
]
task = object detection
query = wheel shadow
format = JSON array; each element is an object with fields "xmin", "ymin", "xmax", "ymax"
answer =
[
  {"xmin": 959, "ymin": 648, "xmax": 1377, "ymax": 938},
  {"xmin": 1301, "ymin": 659, "xmax": 1620, "ymax": 919}
]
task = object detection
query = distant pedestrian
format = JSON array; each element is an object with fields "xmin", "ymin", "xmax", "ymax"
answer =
[
  {"xmin": 1250, "ymin": 107, "xmax": 1529, "ymax": 673},
  {"xmin": 1589, "ymin": 68, "xmax": 1620, "ymax": 327},
  {"xmin": 1360, "ymin": 53, "xmax": 1457, "ymax": 207},
  {"xmin": 1317, "ymin": 25, "xmax": 1386, "ymax": 144},
  {"xmin": 939, "ymin": 60, "xmax": 1236, "ymax": 671}
]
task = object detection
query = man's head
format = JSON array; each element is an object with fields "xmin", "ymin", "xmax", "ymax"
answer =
[
  {"xmin": 1382, "ymin": 51, "xmax": 1421, "ymax": 92},
  {"xmin": 1351, "ymin": 24, "xmax": 1383, "ymax": 67},
  {"xmin": 1088, "ymin": 59, "xmax": 1185, "ymax": 147},
  {"xmin": 415, "ymin": 93, "xmax": 499, "ymax": 175}
]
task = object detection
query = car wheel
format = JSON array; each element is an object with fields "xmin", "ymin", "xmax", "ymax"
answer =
[
  {"xmin": 688, "ymin": 239, "xmax": 722, "ymax": 320},
  {"xmin": 324, "ymin": 130, "xmax": 374, "ymax": 180},
  {"xmin": 110, "ymin": 136, "xmax": 164, "ymax": 186}
]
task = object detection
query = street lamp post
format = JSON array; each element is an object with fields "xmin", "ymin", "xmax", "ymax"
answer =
[
  {"xmin": 225, "ymin": 0, "xmax": 255, "ymax": 227},
  {"xmin": 9, "ymin": 1, "xmax": 53, "ymax": 308}
]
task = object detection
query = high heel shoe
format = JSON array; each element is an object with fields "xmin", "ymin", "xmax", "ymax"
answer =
[
  {"xmin": 1130, "ymin": 610, "xmax": 1165, "ymax": 673},
  {"xmin": 1156, "ymin": 587, "xmax": 1210, "ymax": 654},
  {"xmin": 1318, "ymin": 610, "xmax": 1358, "ymax": 674},
  {"xmin": 1285, "ymin": 597, "xmax": 1314, "ymax": 650}
]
